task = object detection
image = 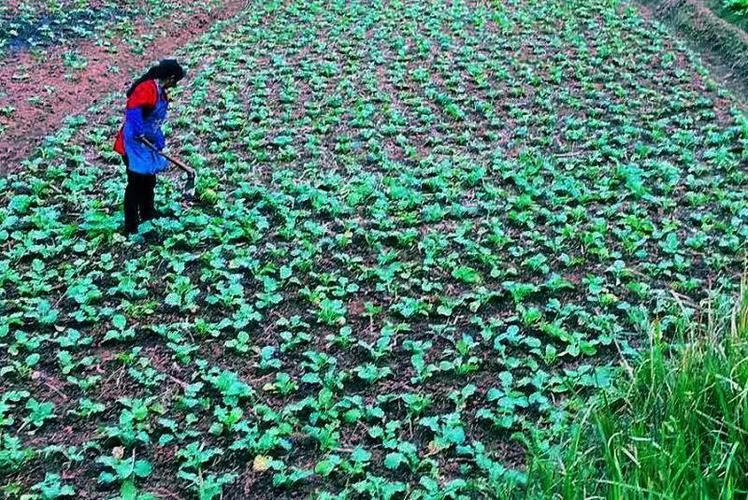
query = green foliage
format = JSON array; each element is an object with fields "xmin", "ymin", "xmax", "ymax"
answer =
[
  {"xmin": 527, "ymin": 290, "xmax": 748, "ymax": 498},
  {"xmin": 31, "ymin": 472, "xmax": 75, "ymax": 498},
  {"xmin": 1, "ymin": 0, "xmax": 747, "ymax": 497},
  {"xmin": 724, "ymin": 0, "xmax": 748, "ymax": 13},
  {"xmin": 24, "ymin": 398, "xmax": 55, "ymax": 428}
]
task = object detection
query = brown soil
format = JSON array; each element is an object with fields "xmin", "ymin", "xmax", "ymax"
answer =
[
  {"xmin": 0, "ymin": 0, "xmax": 250, "ymax": 174},
  {"xmin": 637, "ymin": 0, "xmax": 748, "ymax": 102}
]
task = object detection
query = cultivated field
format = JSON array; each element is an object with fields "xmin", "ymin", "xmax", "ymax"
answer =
[{"xmin": 0, "ymin": 0, "xmax": 747, "ymax": 497}]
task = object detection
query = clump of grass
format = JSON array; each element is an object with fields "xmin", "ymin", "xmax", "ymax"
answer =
[
  {"xmin": 527, "ymin": 285, "xmax": 748, "ymax": 499},
  {"xmin": 724, "ymin": 0, "xmax": 748, "ymax": 14}
]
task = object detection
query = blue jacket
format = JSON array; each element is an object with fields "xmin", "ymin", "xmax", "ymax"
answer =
[{"xmin": 116, "ymin": 80, "xmax": 169, "ymax": 175}]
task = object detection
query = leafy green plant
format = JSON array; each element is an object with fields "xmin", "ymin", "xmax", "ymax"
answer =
[
  {"xmin": 24, "ymin": 398, "xmax": 55, "ymax": 429},
  {"xmin": 31, "ymin": 472, "xmax": 75, "ymax": 498},
  {"xmin": 104, "ymin": 314, "xmax": 136, "ymax": 342},
  {"xmin": 97, "ymin": 452, "xmax": 153, "ymax": 498},
  {"xmin": 317, "ymin": 298, "xmax": 347, "ymax": 326}
]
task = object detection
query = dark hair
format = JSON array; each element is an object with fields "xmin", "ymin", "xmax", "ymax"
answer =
[{"xmin": 126, "ymin": 59, "xmax": 185, "ymax": 97}]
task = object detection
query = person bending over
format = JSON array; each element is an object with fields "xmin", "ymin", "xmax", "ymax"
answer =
[{"xmin": 114, "ymin": 59, "xmax": 185, "ymax": 235}]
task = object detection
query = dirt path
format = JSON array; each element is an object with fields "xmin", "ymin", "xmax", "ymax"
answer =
[{"xmin": 0, "ymin": 0, "xmax": 249, "ymax": 174}]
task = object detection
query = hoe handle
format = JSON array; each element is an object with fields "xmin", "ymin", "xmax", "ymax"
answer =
[{"xmin": 141, "ymin": 138, "xmax": 195, "ymax": 177}]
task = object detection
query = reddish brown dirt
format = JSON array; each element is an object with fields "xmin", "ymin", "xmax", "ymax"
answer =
[
  {"xmin": 0, "ymin": 0, "xmax": 249, "ymax": 173},
  {"xmin": 1, "ymin": 0, "xmax": 22, "ymax": 15}
]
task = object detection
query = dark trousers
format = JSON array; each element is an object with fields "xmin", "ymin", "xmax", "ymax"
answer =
[{"xmin": 123, "ymin": 156, "xmax": 157, "ymax": 234}]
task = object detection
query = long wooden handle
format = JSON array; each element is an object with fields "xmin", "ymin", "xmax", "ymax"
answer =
[{"xmin": 141, "ymin": 138, "xmax": 196, "ymax": 176}]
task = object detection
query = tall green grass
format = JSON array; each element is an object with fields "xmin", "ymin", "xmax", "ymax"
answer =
[
  {"xmin": 526, "ymin": 285, "xmax": 748, "ymax": 499},
  {"xmin": 724, "ymin": 0, "xmax": 748, "ymax": 12}
]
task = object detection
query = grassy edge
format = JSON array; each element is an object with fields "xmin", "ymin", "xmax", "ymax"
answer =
[
  {"xmin": 713, "ymin": 0, "xmax": 748, "ymax": 33},
  {"xmin": 635, "ymin": 0, "xmax": 748, "ymax": 102},
  {"xmin": 524, "ymin": 278, "xmax": 748, "ymax": 499}
]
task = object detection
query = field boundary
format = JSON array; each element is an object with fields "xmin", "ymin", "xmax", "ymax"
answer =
[{"xmin": 636, "ymin": 0, "xmax": 748, "ymax": 102}]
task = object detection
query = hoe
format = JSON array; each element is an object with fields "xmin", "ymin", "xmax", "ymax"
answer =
[{"xmin": 141, "ymin": 138, "xmax": 196, "ymax": 198}]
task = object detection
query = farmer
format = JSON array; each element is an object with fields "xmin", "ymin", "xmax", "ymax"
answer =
[{"xmin": 114, "ymin": 59, "xmax": 185, "ymax": 235}]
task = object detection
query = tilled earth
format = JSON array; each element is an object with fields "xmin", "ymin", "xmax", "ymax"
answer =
[
  {"xmin": 0, "ymin": 0, "xmax": 248, "ymax": 171},
  {"xmin": 0, "ymin": 0, "xmax": 746, "ymax": 498}
]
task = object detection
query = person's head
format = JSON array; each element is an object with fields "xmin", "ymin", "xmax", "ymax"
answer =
[
  {"xmin": 127, "ymin": 59, "xmax": 185, "ymax": 96},
  {"xmin": 154, "ymin": 59, "xmax": 185, "ymax": 89}
]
